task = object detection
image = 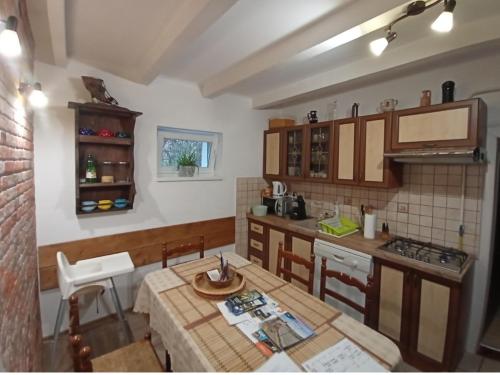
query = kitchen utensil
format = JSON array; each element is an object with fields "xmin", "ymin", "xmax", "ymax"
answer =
[
  {"xmin": 252, "ymin": 205, "xmax": 268, "ymax": 216},
  {"xmin": 289, "ymin": 195, "xmax": 307, "ymax": 220},
  {"xmin": 101, "ymin": 175, "xmax": 114, "ymax": 183},
  {"xmin": 97, "ymin": 128, "xmax": 114, "ymax": 137},
  {"xmin": 98, "ymin": 199, "xmax": 113, "ymax": 210},
  {"xmin": 380, "ymin": 98, "xmax": 398, "ymax": 112},
  {"xmin": 442, "ymin": 81, "xmax": 455, "ymax": 103},
  {"xmin": 115, "ymin": 131, "xmax": 129, "ymax": 138},
  {"xmin": 114, "ymin": 198, "xmax": 129, "ymax": 209},
  {"xmin": 420, "ymin": 90, "xmax": 432, "ymax": 106},
  {"xmin": 351, "ymin": 103, "xmax": 359, "ymax": 117},
  {"xmin": 307, "ymin": 110, "xmax": 318, "ymax": 123},
  {"xmin": 272, "ymin": 181, "xmax": 287, "ymax": 197},
  {"xmin": 79, "ymin": 127, "xmax": 96, "ymax": 136}
]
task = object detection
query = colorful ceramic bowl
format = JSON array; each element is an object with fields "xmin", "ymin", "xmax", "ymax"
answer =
[
  {"xmin": 97, "ymin": 199, "xmax": 113, "ymax": 210},
  {"xmin": 97, "ymin": 129, "xmax": 114, "ymax": 137},
  {"xmin": 79, "ymin": 128, "xmax": 96, "ymax": 136},
  {"xmin": 114, "ymin": 198, "xmax": 129, "ymax": 209},
  {"xmin": 80, "ymin": 200, "xmax": 97, "ymax": 212},
  {"xmin": 81, "ymin": 200, "xmax": 97, "ymax": 207},
  {"xmin": 115, "ymin": 131, "xmax": 129, "ymax": 138}
]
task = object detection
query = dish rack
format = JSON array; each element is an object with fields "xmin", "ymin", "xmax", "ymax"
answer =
[{"xmin": 318, "ymin": 216, "xmax": 359, "ymax": 238}]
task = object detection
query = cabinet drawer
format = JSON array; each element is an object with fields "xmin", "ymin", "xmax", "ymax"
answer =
[
  {"xmin": 249, "ymin": 238, "xmax": 264, "ymax": 252},
  {"xmin": 250, "ymin": 222, "xmax": 264, "ymax": 235},
  {"xmin": 249, "ymin": 255, "xmax": 263, "ymax": 267}
]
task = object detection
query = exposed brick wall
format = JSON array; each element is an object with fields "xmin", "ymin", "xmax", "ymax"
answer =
[{"xmin": 0, "ymin": 0, "xmax": 41, "ymax": 371}]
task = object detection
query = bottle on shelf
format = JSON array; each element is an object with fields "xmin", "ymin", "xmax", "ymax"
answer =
[{"xmin": 85, "ymin": 154, "xmax": 97, "ymax": 183}]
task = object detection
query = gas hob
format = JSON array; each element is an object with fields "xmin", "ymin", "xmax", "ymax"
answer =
[{"xmin": 378, "ymin": 236, "xmax": 468, "ymax": 273}]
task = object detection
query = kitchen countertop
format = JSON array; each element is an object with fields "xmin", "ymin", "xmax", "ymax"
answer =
[{"xmin": 247, "ymin": 213, "xmax": 474, "ymax": 283}]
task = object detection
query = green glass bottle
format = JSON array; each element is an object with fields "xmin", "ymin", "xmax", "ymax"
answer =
[{"xmin": 85, "ymin": 154, "xmax": 97, "ymax": 183}]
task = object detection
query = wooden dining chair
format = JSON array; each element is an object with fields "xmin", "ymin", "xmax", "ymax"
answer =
[
  {"xmin": 162, "ymin": 236, "xmax": 205, "ymax": 268},
  {"xmin": 319, "ymin": 257, "xmax": 375, "ymax": 325},
  {"xmin": 68, "ymin": 295, "xmax": 166, "ymax": 372},
  {"xmin": 276, "ymin": 241, "xmax": 315, "ymax": 294}
]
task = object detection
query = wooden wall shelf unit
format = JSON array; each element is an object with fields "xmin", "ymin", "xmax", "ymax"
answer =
[{"xmin": 68, "ymin": 102, "xmax": 142, "ymax": 216}]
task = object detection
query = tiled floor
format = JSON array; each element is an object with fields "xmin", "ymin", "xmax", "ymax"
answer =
[{"xmin": 43, "ymin": 311, "xmax": 500, "ymax": 372}]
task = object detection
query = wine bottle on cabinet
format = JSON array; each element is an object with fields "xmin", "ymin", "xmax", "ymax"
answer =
[{"xmin": 85, "ymin": 154, "xmax": 97, "ymax": 183}]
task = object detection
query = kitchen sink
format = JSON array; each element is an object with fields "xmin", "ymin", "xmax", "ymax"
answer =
[{"xmin": 288, "ymin": 217, "xmax": 319, "ymax": 231}]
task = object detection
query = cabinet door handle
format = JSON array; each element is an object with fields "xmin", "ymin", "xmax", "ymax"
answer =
[{"xmin": 422, "ymin": 143, "xmax": 437, "ymax": 148}]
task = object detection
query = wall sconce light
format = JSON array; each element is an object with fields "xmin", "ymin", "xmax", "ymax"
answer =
[
  {"xmin": 19, "ymin": 82, "xmax": 48, "ymax": 108},
  {"xmin": 0, "ymin": 16, "xmax": 21, "ymax": 57},
  {"xmin": 369, "ymin": 0, "xmax": 456, "ymax": 57}
]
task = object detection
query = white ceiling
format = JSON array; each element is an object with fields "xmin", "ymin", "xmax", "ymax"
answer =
[{"xmin": 27, "ymin": 0, "xmax": 500, "ymax": 108}]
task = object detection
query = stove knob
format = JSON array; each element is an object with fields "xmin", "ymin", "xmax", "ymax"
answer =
[
  {"xmin": 401, "ymin": 251, "xmax": 406, "ymax": 257},
  {"xmin": 409, "ymin": 253, "xmax": 415, "ymax": 259},
  {"xmin": 425, "ymin": 257, "xmax": 430, "ymax": 263},
  {"xmin": 416, "ymin": 254, "xmax": 422, "ymax": 261}
]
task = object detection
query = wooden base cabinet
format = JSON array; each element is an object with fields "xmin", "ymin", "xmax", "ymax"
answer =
[
  {"xmin": 247, "ymin": 219, "xmax": 314, "ymax": 283},
  {"xmin": 371, "ymin": 258, "xmax": 469, "ymax": 371}
]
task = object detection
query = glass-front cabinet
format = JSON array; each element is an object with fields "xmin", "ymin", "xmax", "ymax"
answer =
[
  {"xmin": 306, "ymin": 121, "xmax": 333, "ymax": 182},
  {"xmin": 284, "ymin": 127, "xmax": 305, "ymax": 179}
]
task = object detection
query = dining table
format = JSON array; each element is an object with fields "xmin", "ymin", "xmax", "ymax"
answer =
[{"xmin": 134, "ymin": 252, "xmax": 401, "ymax": 372}]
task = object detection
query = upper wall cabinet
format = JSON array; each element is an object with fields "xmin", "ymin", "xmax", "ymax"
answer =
[
  {"xmin": 264, "ymin": 129, "xmax": 282, "ymax": 178},
  {"xmin": 305, "ymin": 121, "xmax": 334, "ymax": 182},
  {"xmin": 333, "ymin": 114, "xmax": 401, "ymax": 188},
  {"xmin": 359, "ymin": 113, "xmax": 402, "ymax": 188},
  {"xmin": 283, "ymin": 126, "xmax": 306, "ymax": 180},
  {"xmin": 333, "ymin": 118, "xmax": 359, "ymax": 185},
  {"xmin": 391, "ymin": 99, "xmax": 485, "ymax": 150}
]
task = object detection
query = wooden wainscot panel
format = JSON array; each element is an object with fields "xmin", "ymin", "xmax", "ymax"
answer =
[{"xmin": 38, "ymin": 216, "xmax": 235, "ymax": 290}]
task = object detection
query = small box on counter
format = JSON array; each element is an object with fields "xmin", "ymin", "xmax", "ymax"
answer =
[{"xmin": 268, "ymin": 118, "xmax": 295, "ymax": 129}]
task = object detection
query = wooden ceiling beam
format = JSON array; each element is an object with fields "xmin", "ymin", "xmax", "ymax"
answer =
[
  {"xmin": 251, "ymin": 14, "xmax": 500, "ymax": 109},
  {"xmin": 46, "ymin": 0, "xmax": 67, "ymax": 66},
  {"xmin": 199, "ymin": 0, "xmax": 410, "ymax": 98},
  {"xmin": 135, "ymin": 0, "xmax": 236, "ymax": 85}
]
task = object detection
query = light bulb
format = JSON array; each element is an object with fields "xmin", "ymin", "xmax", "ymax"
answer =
[
  {"xmin": 369, "ymin": 37, "xmax": 389, "ymax": 56},
  {"xmin": 0, "ymin": 16, "xmax": 21, "ymax": 57},
  {"xmin": 431, "ymin": 11, "xmax": 454, "ymax": 32},
  {"xmin": 28, "ymin": 83, "xmax": 48, "ymax": 108}
]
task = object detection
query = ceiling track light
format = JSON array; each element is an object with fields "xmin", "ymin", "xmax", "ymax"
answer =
[
  {"xmin": 369, "ymin": 0, "xmax": 456, "ymax": 56},
  {"xmin": 18, "ymin": 81, "xmax": 48, "ymax": 108},
  {"xmin": 0, "ymin": 16, "xmax": 21, "ymax": 58}
]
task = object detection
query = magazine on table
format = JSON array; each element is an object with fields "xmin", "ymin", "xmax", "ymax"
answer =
[
  {"xmin": 260, "ymin": 312, "xmax": 315, "ymax": 350},
  {"xmin": 225, "ymin": 290, "xmax": 266, "ymax": 316}
]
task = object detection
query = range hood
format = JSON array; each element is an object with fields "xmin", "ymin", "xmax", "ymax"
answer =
[{"xmin": 384, "ymin": 147, "xmax": 485, "ymax": 164}]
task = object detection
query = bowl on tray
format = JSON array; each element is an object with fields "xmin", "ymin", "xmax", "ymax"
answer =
[{"xmin": 97, "ymin": 200, "xmax": 113, "ymax": 210}]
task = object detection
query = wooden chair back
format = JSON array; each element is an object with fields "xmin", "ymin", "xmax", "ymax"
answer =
[
  {"xmin": 68, "ymin": 296, "xmax": 163, "ymax": 372},
  {"xmin": 276, "ymin": 241, "xmax": 315, "ymax": 294},
  {"xmin": 319, "ymin": 257, "xmax": 375, "ymax": 324},
  {"xmin": 162, "ymin": 236, "xmax": 204, "ymax": 268}
]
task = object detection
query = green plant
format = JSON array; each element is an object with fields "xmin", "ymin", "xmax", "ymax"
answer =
[{"xmin": 177, "ymin": 151, "xmax": 198, "ymax": 167}]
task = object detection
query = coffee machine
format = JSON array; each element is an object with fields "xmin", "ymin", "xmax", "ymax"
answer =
[{"xmin": 290, "ymin": 195, "xmax": 307, "ymax": 220}]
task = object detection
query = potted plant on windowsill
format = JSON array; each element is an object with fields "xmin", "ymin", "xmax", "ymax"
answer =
[{"xmin": 177, "ymin": 151, "xmax": 198, "ymax": 177}]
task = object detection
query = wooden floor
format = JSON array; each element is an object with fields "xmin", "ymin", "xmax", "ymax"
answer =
[
  {"xmin": 42, "ymin": 311, "xmax": 500, "ymax": 372},
  {"xmin": 42, "ymin": 311, "xmax": 165, "ymax": 372}
]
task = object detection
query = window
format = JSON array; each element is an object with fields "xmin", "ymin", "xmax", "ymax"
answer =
[{"xmin": 157, "ymin": 126, "xmax": 222, "ymax": 180}]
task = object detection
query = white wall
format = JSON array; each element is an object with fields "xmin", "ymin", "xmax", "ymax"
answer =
[
  {"xmin": 34, "ymin": 59, "xmax": 277, "ymax": 336},
  {"xmin": 278, "ymin": 51, "xmax": 500, "ymax": 353}
]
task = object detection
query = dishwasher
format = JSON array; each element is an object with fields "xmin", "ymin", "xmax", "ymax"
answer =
[{"xmin": 313, "ymin": 239, "xmax": 373, "ymax": 323}]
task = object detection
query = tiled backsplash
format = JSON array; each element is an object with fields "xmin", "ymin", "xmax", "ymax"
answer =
[{"xmin": 235, "ymin": 165, "xmax": 484, "ymax": 258}]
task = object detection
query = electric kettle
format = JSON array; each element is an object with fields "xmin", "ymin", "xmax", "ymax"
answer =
[{"xmin": 272, "ymin": 181, "xmax": 287, "ymax": 197}]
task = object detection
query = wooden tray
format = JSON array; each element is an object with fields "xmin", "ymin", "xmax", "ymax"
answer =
[{"xmin": 192, "ymin": 271, "xmax": 246, "ymax": 300}]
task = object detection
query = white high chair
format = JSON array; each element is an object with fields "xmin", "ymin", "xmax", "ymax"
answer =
[{"xmin": 52, "ymin": 251, "xmax": 135, "ymax": 368}]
